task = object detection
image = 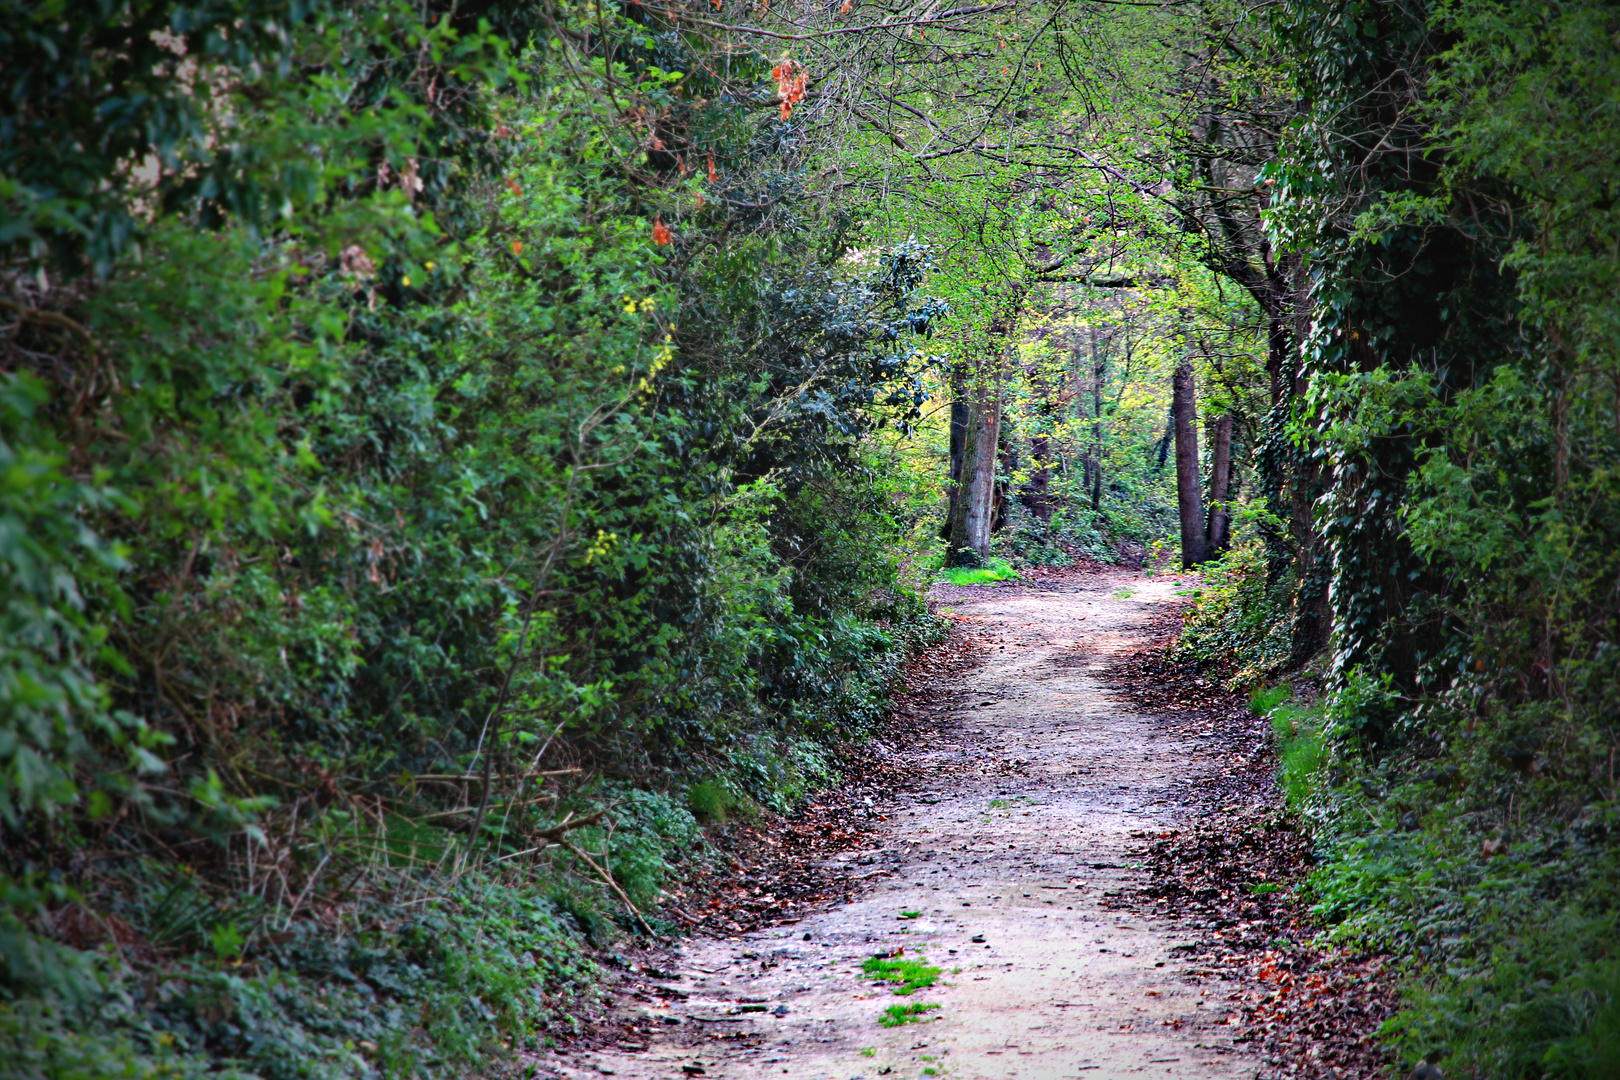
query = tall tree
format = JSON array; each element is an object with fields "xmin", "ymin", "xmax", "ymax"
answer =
[
  {"xmin": 946, "ymin": 297, "xmax": 1022, "ymax": 563},
  {"xmin": 1172, "ymin": 358, "xmax": 1210, "ymax": 567},
  {"xmin": 1206, "ymin": 412, "xmax": 1234, "ymax": 553}
]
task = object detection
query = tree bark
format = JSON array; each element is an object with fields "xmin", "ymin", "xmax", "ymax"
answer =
[
  {"xmin": 993, "ymin": 426, "xmax": 1013, "ymax": 534},
  {"xmin": 1206, "ymin": 413, "xmax": 1234, "ymax": 554},
  {"xmin": 1287, "ymin": 256, "xmax": 1330, "ymax": 666},
  {"xmin": 1019, "ymin": 348, "xmax": 1058, "ymax": 528},
  {"xmin": 947, "ymin": 384, "xmax": 1001, "ymax": 564},
  {"xmin": 1173, "ymin": 360, "xmax": 1210, "ymax": 568},
  {"xmin": 941, "ymin": 363, "xmax": 972, "ymax": 540},
  {"xmin": 1021, "ymin": 431, "xmax": 1052, "ymax": 526},
  {"xmin": 1089, "ymin": 325, "xmax": 1107, "ymax": 513}
]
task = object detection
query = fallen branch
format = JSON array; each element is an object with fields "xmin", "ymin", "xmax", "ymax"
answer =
[
  {"xmin": 558, "ymin": 836, "xmax": 657, "ymax": 937},
  {"xmin": 534, "ymin": 809, "xmax": 606, "ymax": 840},
  {"xmin": 419, "ymin": 792, "xmax": 560, "ymax": 822},
  {"xmin": 0, "ymin": 299, "xmax": 98, "ymax": 353},
  {"xmin": 658, "ymin": 891, "xmax": 702, "ymax": 925},
  {"xmin": 413, "ymin": 768, "xmax": 580, "ymax": 784}
]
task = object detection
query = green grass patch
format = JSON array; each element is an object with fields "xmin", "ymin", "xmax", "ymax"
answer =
[
  {"xmin": 879, "ymin": 1002, "xmax": 941, "ymax": 1027},
  {"xmin": 1252, "ymin": 688, "xmax": 1325, "ymax": 813},
  {"xmin": 861, "ymin": 955, "xmax": 941, "ymax": 995},
  {"xmin": 1249, "ymin": 685, "xmax": 1290, "ymax": 716},
  {"xmin": 1270, "ymin": 704, "xmax": 1326, "ymax": 811},
  {"xmin": 940, "ymin": 558, "xmax": 1017, "ymax": 586}
]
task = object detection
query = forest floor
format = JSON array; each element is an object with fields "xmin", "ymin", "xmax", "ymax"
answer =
[{"xmin": 541, "ymin": 567, "xmax": 1393, "ymax": 1080}]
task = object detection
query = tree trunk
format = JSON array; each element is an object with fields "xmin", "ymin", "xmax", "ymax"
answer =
[
  {"xmin": 947, "ymin": 294, "xmax": 1022, "ymax": 565},
  {"xmin": 994, "ymin": 426, "xmax": 1013, "ymax": 534},
  {"xmin": 941, "ymin": 364, "xmax": 972, "ymax": 540},
  {"xmin": 1089, "ymin": 326, "xmax": 1106, "ymax": 513},
  {"xmin": 1017, "ymin": 356, "xmax": 1056, "ymax": 531},
  {"xmin": 1019, "ymin": 349, "xmax": 1057, "ymax": 528},
  {"xmin": 1287, "ymin": 257, "xmax": 1330, "ymax": 666},
  {"xmin": 947, "ymin": 385, "xmax": 1001, "ymax": 564},
  {"xmin": 1022, "ymin": 432, "xmax": 1052, "ymax": 526},
  {"xmin": 1206, "ymin": 413, "xmax": 1234, "ymax": 554},
  {"xmin": 1173, "ymin": 360, "xmax": 1209, "ymax": 568}
]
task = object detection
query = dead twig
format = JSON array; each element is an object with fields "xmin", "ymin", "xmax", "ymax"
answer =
[
  {"xmin": 413, "ymin": 768, "xmax": 580, "ymax": 784},
  {"xmin": 558, "ymin": 836, "xmax": 657, "ymax": 937}
]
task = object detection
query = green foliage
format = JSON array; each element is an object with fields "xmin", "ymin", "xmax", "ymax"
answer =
[
  {"xmin": 860, "ymin": 955, "xmax": 941, "ymax": 995},
  {"xmin": 1270, "ymin": 703, "xmax": 1326, "ymax": 814},
  {"xmin": 1230, "ymin": 0, "xmax": 1620, "ymax": 1071},
  {"xmin": 1249, "ymin": 686, "xmax": 1290, "ymax": 716},
  {"xmin": 0, "ymin": 870, "xmax": 599, "ymax": 1080},
  {"xmin": 1, "ymin": 1, "xmax": 948, "ymax": 1075},
  {"xmin": 0, "ymin": 999, "xmax": 231, "ymax": 1080},
  {"xmin": 685, "ymin": 780, "xmax": 736, "ymax": 824},
  {"xmin": 1174, "ymin": 541, "xmax": 1295, "ymax": 683}
]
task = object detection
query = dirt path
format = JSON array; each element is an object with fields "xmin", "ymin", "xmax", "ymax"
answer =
[{"xmin": 582, "ymin": 569, "xmax": 1261, "ymax": 1080}]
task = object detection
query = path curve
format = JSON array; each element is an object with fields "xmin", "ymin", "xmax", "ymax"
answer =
[{"xmin": 587, "ymin": 569, "xmax": 1259, "ymax": 1080}]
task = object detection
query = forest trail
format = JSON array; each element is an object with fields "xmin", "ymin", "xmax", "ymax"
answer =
[{"xmin": 585, "ymin": 570, "xmax": 1260, "ymax": 1080}]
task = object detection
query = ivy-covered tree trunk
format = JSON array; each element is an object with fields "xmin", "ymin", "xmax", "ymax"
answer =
[
  {"xmin": 1021, "ymin": 431, "xmax": 1052, "ymax": 526},
  {"xmin": 1019, "ymin": 355, "xmax": 1057, "ymax": 529},
  {"xmin": 1173, "ymin": 359, "xmax": 1209, "ymax": 567},
  {"xmin": 1206, "ymin": 413, "xmax": 1234, "ymax": 554},
  {"xmin": 1287, "ymin": 261, "xmax": 1330, "ymax": 667}
]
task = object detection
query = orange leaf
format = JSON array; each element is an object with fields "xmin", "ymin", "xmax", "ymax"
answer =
[
  {"xmin": 512, "ymin": 241, "xmax": 523, "ymax": 255},
  {"xmin": 506, "ymin": 179, "xmax": 521, "ymax": 196},
  {"xmin": 707, "ymin": 154, "xmax": 718, "ymax": 182},
  {"xmin": 652, "ymin": 218, "xmax": 673, "ymax": 245}
]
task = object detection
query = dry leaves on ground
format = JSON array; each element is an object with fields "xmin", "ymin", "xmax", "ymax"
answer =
[{"xmin": 1104, "ymin": 602, "xmax": 1400, "ymax": 1080}]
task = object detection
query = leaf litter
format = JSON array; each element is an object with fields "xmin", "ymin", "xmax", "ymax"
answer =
[{"xmin": 1105, "ymin": 599, "xmax": 1400, "ymax": 1080}]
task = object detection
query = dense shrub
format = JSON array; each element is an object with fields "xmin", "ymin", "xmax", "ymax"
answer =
[{"xmin": 0, "ymin": 2, "xmax": 945, "ymax": 1075}]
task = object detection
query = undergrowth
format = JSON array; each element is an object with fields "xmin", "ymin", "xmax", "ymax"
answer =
[{"xmin": 1196, "ymin": 600, "xmax": 1620, "ymax": 1077}]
